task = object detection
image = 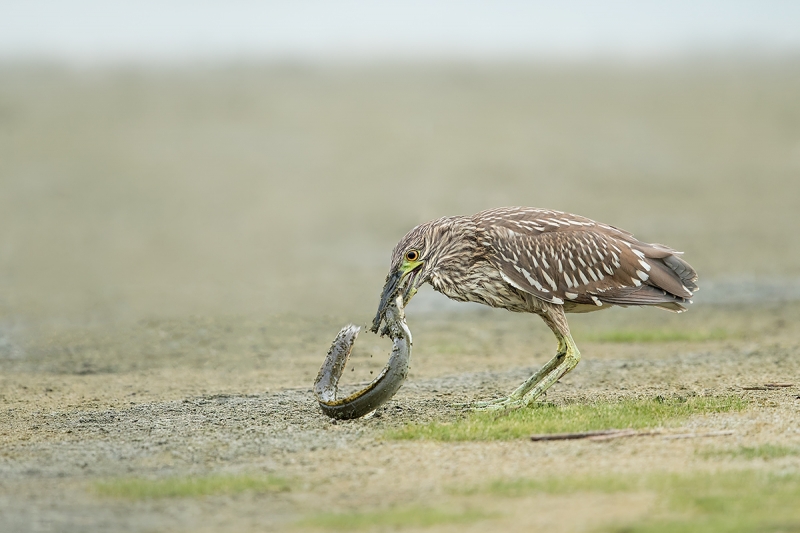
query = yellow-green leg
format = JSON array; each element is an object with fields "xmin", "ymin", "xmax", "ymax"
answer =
[{"xmin": 471, "ymin": 304, "xmax": 581, "ymax": 410}]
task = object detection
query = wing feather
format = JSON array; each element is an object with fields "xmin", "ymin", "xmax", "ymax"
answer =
[{"xmin": 472, "ymin": 207, "xmax": 697, "ymax": 310}]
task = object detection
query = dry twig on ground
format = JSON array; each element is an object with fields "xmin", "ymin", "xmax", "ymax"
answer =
[
  {"xmin": 530, "ymin": 429, "xmax": 734, "ymax": 442},
  {"xmin": 742, "ymin": 383, "xmax": 793, "ymax": 390}
]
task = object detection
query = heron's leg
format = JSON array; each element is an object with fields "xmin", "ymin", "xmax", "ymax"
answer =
[
  {"xmin": 472, "ymin": 305, "xmax": 580, "ymax": 410},
  {"xmin": 518, "ymin": 333, "xmax": 580, "ymax": 407},
  {"xmin": 469, "ymin": 350, "xmax": 565, "ymax": 408}
]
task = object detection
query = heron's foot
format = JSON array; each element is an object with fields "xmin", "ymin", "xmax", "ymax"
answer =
[
  {"xmin": 469, "ymin": 389, "xmax": 551, "ymax": 411},
  {"xmin": 454, "ymin": 400, "xmax": 502, "ymax": 410},
  {"xmin": 453, "ymin": 391, "xmax": 523, "ymax": 410},
  {"xmin": 458, "ymin": 351, "xmax": 567, "ymax": 411},
  {"xmin": 465, "ymin": 394, "xmax": 523, "ymax": 410},
  {"xmin": 471, "ymin": 399, "xmax": 520, "ymax": 411}
]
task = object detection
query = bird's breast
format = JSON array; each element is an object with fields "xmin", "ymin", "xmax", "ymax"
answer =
[{"xmin": 430, "ymin": 263, "xmax": 531, "ymax": 312}]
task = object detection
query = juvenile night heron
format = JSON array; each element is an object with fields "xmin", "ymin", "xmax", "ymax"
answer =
[{"xmin": 371, "ymin": 207, "xmax": 698, "ymax": 409}]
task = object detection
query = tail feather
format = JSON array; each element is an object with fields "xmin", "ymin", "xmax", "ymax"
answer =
[
  {"xmin": 599, "ymin": 284, "xmax": 690, "ymax": 311},
  {"xmin": 646, "ymin": 259, "xmax": 693, "ymax": 298},
  {"xmin": 598, "ymin": 248, "xmax": 698, "ymax": 313},
  {"xmin": 662, "ymin": 255, "xmax": 698, "ymax": 292},
  {"xmin": 638, "ymin": 242, "xmax": 698, "ymax": 296}
]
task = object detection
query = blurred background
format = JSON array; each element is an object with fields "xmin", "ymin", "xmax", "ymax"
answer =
[{"xmin": 1, "ymin": 1, "xmax": 799, "ymax": 329}]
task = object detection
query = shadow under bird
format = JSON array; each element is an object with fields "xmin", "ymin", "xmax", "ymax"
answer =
[{"xmin": 314, "ymin": 206, "xmax": 698, "ymax": 418}]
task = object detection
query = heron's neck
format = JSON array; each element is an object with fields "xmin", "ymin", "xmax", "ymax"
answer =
[{"xmin": 427, "ymin": 218, "xmax": 482, "ymax": 296}]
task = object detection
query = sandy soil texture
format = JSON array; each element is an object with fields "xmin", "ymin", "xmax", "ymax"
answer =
[{"xmin": 1, "ymin": 302, "xmax": 799, "ymax": 532}]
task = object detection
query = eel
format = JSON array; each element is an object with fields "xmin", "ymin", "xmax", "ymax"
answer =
[{"xmin": 313, "ymin": 295, "xmax": 411, "ymax": 419}]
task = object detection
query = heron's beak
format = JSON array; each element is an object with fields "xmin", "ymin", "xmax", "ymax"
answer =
[
  {"xmin": 372, "ymin": 269, "xmax": 403, "ymax": 333},
  {"xmin": 371, "ymin": 265, "xmax": 423, "ymax": 333}
]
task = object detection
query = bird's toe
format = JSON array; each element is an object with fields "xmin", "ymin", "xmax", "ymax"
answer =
[{"xmin": 466, "ymin": 397, "xmax": 527, "ymax": 411}]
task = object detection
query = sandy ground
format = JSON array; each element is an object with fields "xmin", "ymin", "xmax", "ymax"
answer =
[
  {"xmin": 1, "ymin": 302, "xmax": 799, "ymax": 532},
  {"xmin": 1, "ymin": 62, "xmax": 799, "ymax": 531}
]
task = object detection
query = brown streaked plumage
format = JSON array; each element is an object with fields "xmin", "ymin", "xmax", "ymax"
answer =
[{"xmin": 372, "ymin": 206, "xmax": 698, "ymax": 409}]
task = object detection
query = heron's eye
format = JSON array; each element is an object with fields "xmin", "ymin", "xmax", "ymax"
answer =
[{"xmin": 405, "ymin": 249, "xmax": 420, "ymax": 262}]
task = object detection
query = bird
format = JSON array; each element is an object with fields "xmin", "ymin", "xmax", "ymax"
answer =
[{"xmin": 370, "ymin": 206, "xmax": 698, "ymax": 409}]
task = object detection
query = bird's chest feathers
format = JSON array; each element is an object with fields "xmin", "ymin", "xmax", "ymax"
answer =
[
  {"xmin": 429, "ymin": 268, "xmax": 473, "ymax": 302},
  {"xmin": 430, "ymin": 261, "xmax": 527, "ymax": 310}
]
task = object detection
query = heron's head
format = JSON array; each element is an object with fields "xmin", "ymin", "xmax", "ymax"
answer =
[{"xmin": 371, "ymin": 216, "xmax": 469, "ymax": 333}]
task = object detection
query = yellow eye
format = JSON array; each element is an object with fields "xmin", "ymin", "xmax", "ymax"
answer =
[{"xmin": 405, "ymin": 249, "xmax": 420, "ymax": 262}]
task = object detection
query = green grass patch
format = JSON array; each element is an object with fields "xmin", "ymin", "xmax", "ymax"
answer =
[
  {"xmin": 298, "ymin": 506, "xmax": 493, "ymax": 530},
  {"xmin": 94, "ymin": 474, "xmax": 290, "ymax": 499},
  {"xmin": 469, "ymin": 475, "xmax": 642, "ymax": 497},
  {"xmin": 386, "ymin": 396, "xmax": 746, "ymax": 441},
  {"xmin": 700, "ymin": 444, "xmax": 800, "ymax": 461},
  {"xmin": 465, "ymin": 471, "xmax": 800, "ymax": 533},
  {"xmin": 585, "ymin": 328, "xmax": 731, "ymax": 343}
]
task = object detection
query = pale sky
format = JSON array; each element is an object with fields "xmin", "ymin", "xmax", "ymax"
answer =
[{"xmin": 2, "ymin": 0, "xmax": 799, "ymax": 64}]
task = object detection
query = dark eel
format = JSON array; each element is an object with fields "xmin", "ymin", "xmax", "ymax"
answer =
[{"xmin": 313, "ymin": 296, "xmax": 411, "ymax": 419}]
